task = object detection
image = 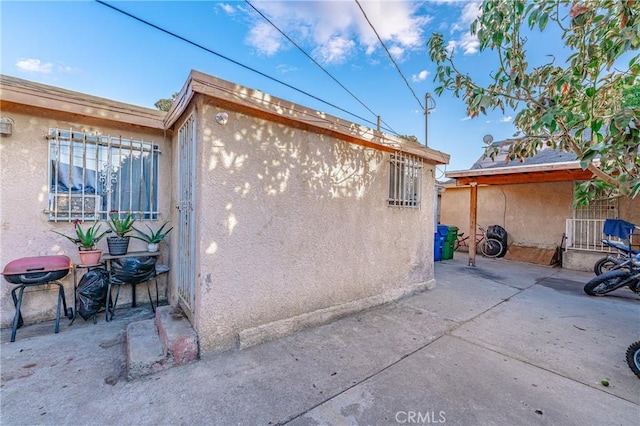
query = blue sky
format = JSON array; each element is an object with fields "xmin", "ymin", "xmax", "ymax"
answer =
[{"xmin": 2, "ymin": 0, "xmax": 548, "ymax": 173}]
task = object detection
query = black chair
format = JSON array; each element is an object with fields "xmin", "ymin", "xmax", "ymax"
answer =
[{"xmin": 106, "ymin": 256, "xmax": 169, "ymax": 320}]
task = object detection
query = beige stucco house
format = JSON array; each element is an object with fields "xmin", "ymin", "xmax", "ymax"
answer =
[
  {"xmin": 0, "ymin": 71, "xmax": 449, "ymax": 353},
  {"xmin": 440, "ymin": 142, "xmax": 639, "ymax": 270}
]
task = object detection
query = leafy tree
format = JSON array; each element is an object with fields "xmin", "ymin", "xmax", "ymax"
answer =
[
  {"xmin": 399, "ymin": 134, "xmax": 419, "ymax": 142},
  {"xmin": 623, "ymin": 85, "xmax": 640, "ymax": 108},
  {"xmin": 428, "ymin": 0, "xmax": 639, "ymax": 205},
  {"xmin": 154, "ymin": 92, "xmax": 178, "ymax": 112}
]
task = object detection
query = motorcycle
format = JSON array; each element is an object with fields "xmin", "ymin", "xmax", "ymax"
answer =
[
  {"xmin": 627, "ymin": 341, "xmax": 640, "ymax": 379},
  {"xmin": 593, "ymin": 238, "xmax": 640, "ymax": 276},
  {"xmin": 584, "ymin": 253, "xmax": 640, "ymax": 296}
]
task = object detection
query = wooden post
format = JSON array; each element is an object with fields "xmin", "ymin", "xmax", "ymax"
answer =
[{"xmin": 469, "ymin": 182, "xmax": 478, "ymax": 267}]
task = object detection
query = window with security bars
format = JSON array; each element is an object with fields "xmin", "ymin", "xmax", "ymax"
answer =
[
  {"xmin": 47, "ymin": 128, "xmax": 159, "ymax": 221},
  {"xmin": 388, "ymin": 152, "xmax": 422, "ymax": 208}
]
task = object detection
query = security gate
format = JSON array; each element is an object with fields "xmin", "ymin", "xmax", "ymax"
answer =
[{"xmin": 176, "ymin": 114, "xmax": 197, "ymax": 316}]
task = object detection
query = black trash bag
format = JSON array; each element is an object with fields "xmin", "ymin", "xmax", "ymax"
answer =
[
  {"xmin": 110, "ymin": 256, "xmax": 156, "ymax": 285},
  {"xmin": 76, "ymin": 268, "xmax": 109, "ymax": 320},
  {"xmin": 487, "ymin": 225, "xmax": 508, "ymax": 258}
]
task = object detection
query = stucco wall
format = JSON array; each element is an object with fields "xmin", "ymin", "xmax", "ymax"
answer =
[
  {"xmin": 440, "ymin": 181, "xmax": 574, "ymax": 248},
  {"xmin": 440, "ymin": 181, "xmax": 640, "ymax": 253},
  {"xmin": 186, "ymin": 97, "xmax": 436, "ymax": 353},
  {"xmin": 619, "ymin": 197, "xmax": 640, "ymax": 227},
  {"xmin": 0, "ymin": 104, "xmax": 172, "ymax": 327}
]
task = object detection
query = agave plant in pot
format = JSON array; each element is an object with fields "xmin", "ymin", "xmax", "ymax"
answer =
[
  {"xmin": 107, "ymin": 212, "xmax": 135, "ymax": 255},
  {"xmin": 52, "ymin": 220, "xmax": 108, "ymax": 265},
  {"xmin": 132, "ymin": 221, "xmax": 173, "ymax": 252}
]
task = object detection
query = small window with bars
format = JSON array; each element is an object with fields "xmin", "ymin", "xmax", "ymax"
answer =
[
  {"xmin": 47, "ymin": 128, "xmax": 160, "ymax": 221},
  {"xmin": 388, "ymin": 152, "xmax": 422, "ymax": 208}
]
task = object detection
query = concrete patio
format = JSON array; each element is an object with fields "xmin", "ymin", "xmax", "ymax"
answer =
[{"xmin": 1, "ymin": 256, "xmax": 639, "ymax": 425}]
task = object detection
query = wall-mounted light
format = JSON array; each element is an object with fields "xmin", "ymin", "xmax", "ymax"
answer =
[
  {"xmin": 0, "ymin": 116, "xmax": 14, "ymax": 136},
  {"xmin": 215, "ymin": 112, "xmax": 229, "ymax": 125}
]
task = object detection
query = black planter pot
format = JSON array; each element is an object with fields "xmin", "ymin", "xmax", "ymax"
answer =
[{"xmin": 107, "ymin": 236, "xmax": 130, "ymax": 256}]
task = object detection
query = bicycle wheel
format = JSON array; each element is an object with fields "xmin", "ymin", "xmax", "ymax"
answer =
[{"xmin": 480, "ymin": 238, "xmax": 503, "ymax": 258}]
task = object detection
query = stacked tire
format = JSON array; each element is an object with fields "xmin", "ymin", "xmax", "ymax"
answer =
[{"xmin": 486, "ymin": 225, "xmax": 508, "ymax": 258}]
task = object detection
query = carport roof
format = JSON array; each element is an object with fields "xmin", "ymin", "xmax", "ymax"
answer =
[
  {"xmin": 446, "ymin": 160, "xmax": 595, "ymax": 185},
  {"xmin": 445, "ymin": 142, "xmax": 594, "ymax": 185}
]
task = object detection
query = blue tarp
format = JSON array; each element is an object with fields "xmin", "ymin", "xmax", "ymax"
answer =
[{"xmin": 603, "ymin": 219, "xmax": 636, "ymax": 240}]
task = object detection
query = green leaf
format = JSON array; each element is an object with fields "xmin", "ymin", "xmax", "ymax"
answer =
[
  {"xmin": 539, "ymin": 12, "xmax": 548, "ymax": 31},
  {"xmin": 591, "ymin": 119, "xmax": 603, "ymax": 133},
  {"xmin": 527, "ymin": 6, "xmax": 538, "ymax": 28},
  {"xmin": 580, "ymin": 149, "xmax": 598, "ymax": 170}
]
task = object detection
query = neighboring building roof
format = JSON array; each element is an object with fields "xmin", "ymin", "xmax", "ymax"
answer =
[
  {"xmin": 445, "ymin": 140, "xmax": 593, "ymax": 185},
  {"xmin": 165, "ymin": 70, "xmax": 450, "ymax": 165},
  {"xmin": 471, "ymin": 142, "xmax": 577, "ymax": 170}
]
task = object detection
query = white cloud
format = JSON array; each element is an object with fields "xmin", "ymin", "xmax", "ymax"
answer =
[
  {"xmin": 412, "ymin": 70, "xmax": 429, "ymax": 82},
  {"xmin": 58, "ymin": 65, "xmax": 82, "ymax": 74},
  {"xmin": 16, "ymin": 58, "xmax": 53, "ymax": 74},
  {"xmin": 313, "ymin": 37, "xmax": 355, "ymax": 65},
  {"xmin": 448, "ymin": 1, "xmax": 482, "ymax": 55},
  {"xmin": 244, "ymin": 1, "xmax": 430, "ymax": 65},
  {"xmin": 500, "ymin": 116, "xmax": 513, "ymax": 123},
  {"xmin": 219, "ymin": 3, "xmax": 235, "ymax": 14},
  {"xmin": 458, "ymin": 32, "xmax": 480, "ymax": 55},
  {"xmin": 276, "ymin": 64, "xmax": 298, "ymax": 74},
  {"xmin": 460, "ymin": 116, "xmax": 472, "ymax": 121},
  {"xmin": 460, "ymin": 2, "xmax": 482, "ymax": 27},
  {"xmin": 388, "ymin": 45, "xmax": 405, "ymax": 60},
  {"xmin": 446, "ymin": 40, "xmax": 457, "ymax": 55},
  {"xmin": 246, "ymin": 21, "xmax": 283, "ymax": 55}
]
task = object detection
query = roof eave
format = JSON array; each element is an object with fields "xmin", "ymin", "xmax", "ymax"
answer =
[
  {"xmin": 0, "ymin": 74, "xmax": 166, "ymax": 130},
  {"xmin": 445, "ymin": 160, "xmax": 598, "ymax": 186},
  {"xmin": 165, "ymin": 70, "xmax": 450, "ymax": 165}
]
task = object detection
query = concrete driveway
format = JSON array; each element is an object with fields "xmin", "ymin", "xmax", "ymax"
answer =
[{"xmin": 1, "ymin": 257, "xmax": 639, "ymax": 425}]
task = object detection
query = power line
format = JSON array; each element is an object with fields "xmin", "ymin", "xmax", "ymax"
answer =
[
  {"xmin": 94, "ymin": 0, "xmax": 395, "ymax": 134},
  {"xmin": 244, "ymin": 0, "xmax": 398, "ymax": 135},
  {"xmin": 354, "ymin": 0, "xmax": 425, "ymax": 112}
]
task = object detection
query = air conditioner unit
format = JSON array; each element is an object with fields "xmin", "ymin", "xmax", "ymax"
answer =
[{"xmin": 49, "ymin": 194, "xmax": 102, "ymax": 220}]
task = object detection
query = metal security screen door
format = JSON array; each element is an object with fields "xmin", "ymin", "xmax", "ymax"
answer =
[{"xmin": 177, "ymin": 115, "xmax": 197, "ymax": 315}]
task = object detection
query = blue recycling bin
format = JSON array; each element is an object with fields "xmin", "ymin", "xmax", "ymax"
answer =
[{"xmin": 434, "ymin": 232, "xmax": 444, "ymax": 261}]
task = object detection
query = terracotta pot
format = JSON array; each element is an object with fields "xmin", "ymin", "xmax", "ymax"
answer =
[{"xmin": 78, "ymin": 249, "xmax": 102, "ymax": 265}]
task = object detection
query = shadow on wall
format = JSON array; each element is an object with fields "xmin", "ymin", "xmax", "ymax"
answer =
[
  {"xmin": 200, "ymin": 105, "xmax": 387, "ymax": 237},
  {"xmin": 196, "ymin": 100, "xmax": 392, "ymax": 270}
]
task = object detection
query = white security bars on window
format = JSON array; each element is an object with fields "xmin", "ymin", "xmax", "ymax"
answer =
[
  {"xmin": 388, "ymin": 152, "xmax": 422, "ymax": 208},
  {"xmin": 46, "ymin": 128, "xmax": 159, "ymax": 221}
]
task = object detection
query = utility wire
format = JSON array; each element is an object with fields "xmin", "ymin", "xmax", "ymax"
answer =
[
  {"xmin": 94, "ymin": 0, "xmax": 395, "ymax": 134},
  {"xmin": 244, "ymin": 0, "xmax": 398, "ymax": 135},
  {"xmin": 354, "ymin": 0, "xmax": 425, "ymax": 112}
]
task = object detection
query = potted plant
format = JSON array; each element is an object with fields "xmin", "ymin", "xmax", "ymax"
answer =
[
  {"xmin": 107, "ymin": 212, "xmax": 135, "ymax": 255},
  {"xmin": 132, "ymin": 221, "xmax": 173, "ymax": 252},
  {"xmin": 52, "ymin": 220, "xmax": 107, "ymax": 265}
]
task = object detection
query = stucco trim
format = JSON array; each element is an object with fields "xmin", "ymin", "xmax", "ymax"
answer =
[
  {"xmin": 0, "ymin": 74, "xmax": 166, "ymax": 130},
  {"xmin": 166, "ymin": 70, "xmax": 449, "ymax": 165},
  {"xmin": 237, "ymin": 278, "xmax": 436, "ymax": 350}
]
